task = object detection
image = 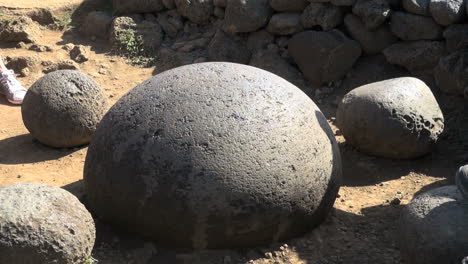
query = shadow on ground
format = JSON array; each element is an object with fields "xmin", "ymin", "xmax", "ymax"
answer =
[{"xmin": 0, "ymin": 134, "xmax": 82, "ymax": 164}]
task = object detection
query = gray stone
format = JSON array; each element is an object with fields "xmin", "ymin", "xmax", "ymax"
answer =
[
  {"xmin": 429, "ymin": 0, "xmax": 465, "ymax": 26},
  {"xmin": 80, "ymin": 11, "xmax": 112, "ymax": 39},
  {"xmin": 301, "ymin": 3, "xmax": 344, "ymax": 31},
  {"xmin": 84, "ymin": 62, "xmax": 342, "ymax": 249},
  {"xmin": 70, "ymin": 45, "xmax": 89, "ymax": 63},
  {"xmin": 249, "ymin": 49, "xmax": 304, "ymax": 86},
  {"xmin": 157, "ymin": 12, "xmax": 180, "ymax": 38},
  {"xmin": 266, "ymin": 13, "xmax": 303, "ymax": 35},
  {"xmin": 390, "ymin": 11, "xmax": 443, "ymax": 40},
  {"xmin": 402, "ymin": 0, "xmax": 431, "ymax": 16},
  {"xmin": 434, "ymin": 50, "xmax": 468, "ymax": 95},
  {"xmin": 223, "ymin": 0, "xmax": 272, "ymax": 33},
  {"xmin": 400, "ymin": 186, "xmax": 468, "ymax": 264},
  {"xmin": 163, "ymin": 0, "xmax": 176, "ymax": 9},
  {"xmin": 42, "ymin": 60, "xmax": 80, "ymax": 74},
  {"xmin": 175, "ymin": 0, "xmax": 213, "ymax": 24},
  {"xmin": 21, "ymin": 70, "xmax": 108, "ymax": 148},
  {"xmin": 344, "ymin": 14, "xmax": 397, "ymax": 55},
  {"xmin": 383, "ymin": 41, "xmax": 446, "ymax": 72},
  {"xmin": 444, "ymin": 24, "xmax": 468, "ymax": 52},
  {"xmin": 0, "ymin": 16, "xmax": 40, "ymax": 43},
  {"xmin": 288, "ymin": 30, "xmax": 361, "ymax": 85},
  {"xmin": 0, "ymin": 183, "xmax": 95, "ymax": 264},
  {"xmin": 352, "ymin": 0, "xmax": 391, "ymax": 30},
  {"xmin": 456, "ymin": 165, "xmax": 468, "ymax": 199},
  {"xmin": 208, "ymin": 30, "xmax": 251, "ymax": 64},
  {"xmin": 5, "ymin": 56, "xmax": 38, "ymax": 74},
  {"xmin": 270, "ymin": 0, "xmax": 309, "ymax": 11},
  {"xmin": 337, "ymin": 77, "xmax": 444, "ymax": 159},
  {"xmin": 340, "ymin": 55, "xmax": 409, "ymax": 93},
  {"xmin": 246, "ymin": 30, "xmax": 274, "ymax": 51},
  {"xmin": 113, "ymin": 0, "xmax": 165, "ymax": 15}
]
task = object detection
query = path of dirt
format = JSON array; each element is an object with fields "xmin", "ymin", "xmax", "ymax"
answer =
[{"xmin": 0, "ymin": 2, "xmax": 467, "ymax": 263}]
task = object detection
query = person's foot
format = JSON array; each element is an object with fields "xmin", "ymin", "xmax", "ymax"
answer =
[
  {"xmin": 456, "ymin": 165, "xmax": 468, "ymax": 199},
  {"xmin": 0, "ymin": 69, "xmax": 27, "ymax": 105}
]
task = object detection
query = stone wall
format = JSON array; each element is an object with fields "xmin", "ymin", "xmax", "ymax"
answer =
[{"xmin": 82, "ymin": 0, "xmax": 468, "ymax": 98}]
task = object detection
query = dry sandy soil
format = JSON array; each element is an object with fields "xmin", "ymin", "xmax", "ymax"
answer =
[{"xmin": 0, "ymin": 1, "xmax": 467, "ymax": 263}]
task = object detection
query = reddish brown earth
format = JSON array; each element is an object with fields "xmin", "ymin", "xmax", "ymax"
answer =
[{"xmin": 0, "ymin": 1, "xmax": 467, "ymax": 263}]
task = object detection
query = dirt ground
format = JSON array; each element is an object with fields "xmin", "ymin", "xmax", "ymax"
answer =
[{"xmin": 0, "ymin": 1, "xmax": 467, "ymax": 263}]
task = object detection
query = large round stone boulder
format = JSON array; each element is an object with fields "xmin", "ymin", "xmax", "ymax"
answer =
[
  {"xmin": 399, "ymin": 185, "xmax": 468, "ymax": 264},
  {"xmin": 337, "ymin": 77, "xmax": 444, "ymax": 159},
  {"xmin": 84, "ymin": 62, "xmax": 342, "ymax": 248},
  {"xmin": 0, "ymin": 183, "xmax": 95, "ymax": 264},
  {"xmin": 22, "ymin": 70, "xmax": 108, "ymax": 148}
]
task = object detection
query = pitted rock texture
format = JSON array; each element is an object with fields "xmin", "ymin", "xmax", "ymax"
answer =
[
  {"xmin": 0, "ymin": 183, "xmax": 95, "ymax": 264},
  {"xmin": 84, "ymin": 62, "xmax": 342, "ymax": 249},
  {"xmin": 400, "ymin": 186, "xmax": 468, "ymax": 264},
  {"xmin": 21, "ymin": 70, "xmax": 108, "ymax": 148},
  {"xmin": 456, "ymin": 165, "xmax": 468, "ymax": 199},
  {"xmin": 337, "ymin": 77, "xmax": 444, "ymax": 159}
]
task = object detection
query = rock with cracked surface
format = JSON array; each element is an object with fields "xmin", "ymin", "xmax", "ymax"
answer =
[
  {"xmin": 0, "ymin": 183, "xmax": 95, "ymax": 264},
  {"xmin": 22, "ymin": 70, "xmax": 108, "ymax": 148},
  {"xmin": 84, "ymin": 62, "xmax": 342, "ymax": 249},
  {"xmin": 0, "ymin": 16, "xmax": 40, "ymax": 43},
  {"xmin": 337, "ymin": 77, "xmax": 444, "ymax": 159},
  {"xmin": 400, "ymin": 185, "xmax": 468, "ymax": 264}
]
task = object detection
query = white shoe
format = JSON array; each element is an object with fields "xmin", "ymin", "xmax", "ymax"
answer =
[{"xmin": 0, "ymin": 69, "xmax": 27, "ymax": 105}]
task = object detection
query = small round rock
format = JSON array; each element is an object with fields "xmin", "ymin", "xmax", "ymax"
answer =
[
  {"xmin": 84, "ymin": 62, "xmax": 342, "ymax": 248},
  {"xmin": 22, "ymin": 70, "xmax": 108, "ymax": 148},
  {"xmin": 399, "ymin": 185, "xmax": 468, "ymax": 264},
  {"xmin": 0, "ymin": 183, "xmax": 96, "ymax": 264},
  {"xmin": 337, "ymin": 77, "xmax": 444, "ymax": 159}
]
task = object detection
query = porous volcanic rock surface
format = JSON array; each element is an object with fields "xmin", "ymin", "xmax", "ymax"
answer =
[
  {"xmin": 0, "ymin": 182, "xmax": 95, "ymax": 264},
  {"xmin": 399, "ymin": 185, "xmax": 468, "ymax": 264},
  {"xmin": 337, "ymin": 77, "xmax": 444, "ymax": 159},
  {"xmin": 84, "ymin": 62, "xmax": 342, "ymax": 249},
  {"xmin": 21, "ymin": 70, "xmax": 108, "ymax": 148}
]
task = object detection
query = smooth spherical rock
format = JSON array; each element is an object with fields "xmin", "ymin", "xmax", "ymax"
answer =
[
  {"xmin": 0, "ymin": 183, "xmax": 95, "ymax": 264},
  {"xmin": 22, "ymin": 70, "xmax": 108, "ymax": 148},
  {"xmin": 84, "ymin": 62, "xmax": 342, "ymax": 248},
  {"xmin": 337, "ymin": 77, "xmax": 444, "ymax": 159},
  {"xmin": 400, "ymin": 185, "xmax": 468, "ymax": 264}
]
